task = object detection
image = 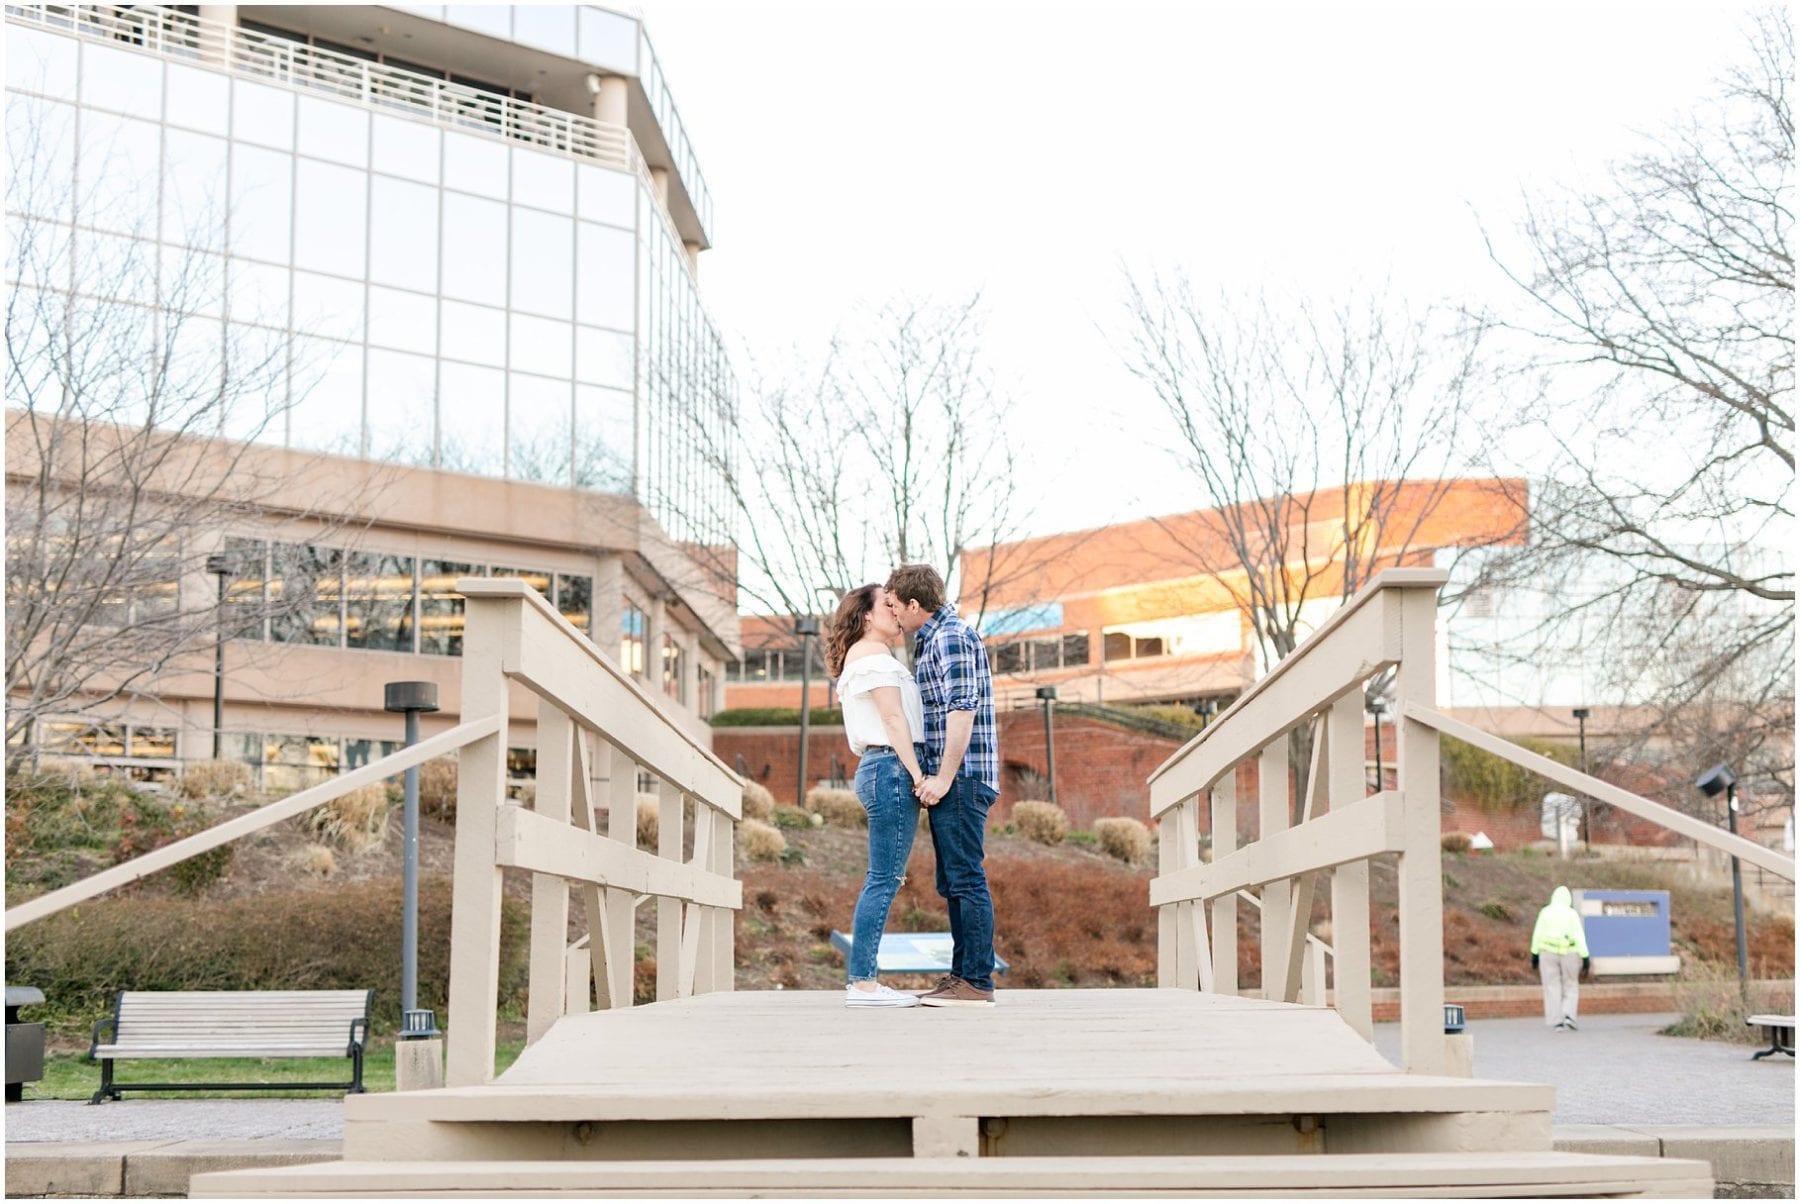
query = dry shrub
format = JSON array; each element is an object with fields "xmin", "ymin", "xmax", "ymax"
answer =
[
  {"xmin": 1661, "ymin": 960, "xmax": 1796, "ymax": 1043},
  {"xmin": 741, "ymin": 780, "xmax": 776, "ymax": 822},
  {"xmin": 3, "ymin": 876, "xmax": 530, "ymax": 1037},
  {"xmin": 1094, "ymin": 816, "xmax": 1151, "ymax": 864},
  {"xmin": 178, "ymin": 759, "xmax": 252, "ymax": 800},
  {"xmin": 416, "ymin": 757, "xmax": 458, "ymax": 824},
  {"xmin": 1012, "ymin": 800, "xmax": 1068, "ymax": 845},
  {"xmin": 807, "ymin": 787, "xmax": 864, "ymax": 828},
  {"xmin": 1442, "ymin": 831, "xmax": 1473, "ymax": 854},
  {"xmin": 289, "ymin": 843, "xmax": 337, "ymax": 879},
  {"xmin": 306, "ymin": 783, "xmax": 392, "ymax": 854},
  {"xmin": 635, "ymin": 793, "xmax": 661, "ymax": 847},
  {"xmin": 740, "ymin": 818, "xmax": 787, "ymax": 862}
]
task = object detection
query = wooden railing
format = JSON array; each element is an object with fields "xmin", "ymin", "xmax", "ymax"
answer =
[
  {"xmin": 446, "ymin": 581, "xmax": 741, "ymax": 1087},
  {"xmin": 1150, "ymin": 568, "xmax": 1451, "ymax": 1073},
  {"xmin": 1150, "ymin": 567, "xmax": 1796, "ymax": 1077}
]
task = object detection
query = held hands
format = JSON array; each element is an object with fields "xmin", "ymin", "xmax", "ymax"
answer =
[
  {"xmin": 1530, "ymin": 953, "xmax": 1540, "ymax": 971},
  {"xmin": 914, "ymin": 774, "xmax": 952, "ymax": 807}
]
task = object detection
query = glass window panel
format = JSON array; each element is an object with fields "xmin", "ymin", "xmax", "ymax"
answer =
[
  {"xmin": 289, "ymin": 336, "xmax": 364, "ymax": 454},
  {"xmin": 154, "ymin": 242, "xmax": 227, "ymax": 319},
  {"xmin": 78, "ymin": 42, "xmax": 162, "ymax": 118},
  {"xmin": 161, "ymin": 317, "xmax": 223, "ymax": 425},
  {"xmin": 578, "ymin": 7, "xmax": 639, "ymax": 74},
  {"xmin": 438, "ymin": 362, "xmax": 503, "ymax": 475},
  {"xmin": 160, "ymin": 128, "xmax": 228, "ymax": 247},
  {"xmin": 367, "ymin": 285, "xmax": 436, "ymax": 354},
  {"xmin": 9, "ymin": 26, "xmax": 78, "ymax": 101},
  {"xmin": 511, "ymin": 4, "xmax": 574, "ymax": 55},
  {"xmin": 441, "ymin": 131, "xmax": 507, "ymax": 199},
  {"xmin": 365, "ymin": 347, "xmax": 437, "ymax": 466},
  {"xmin": 507, "ymin": 372, "xmax": 571, "ymax": 485},
  {"xmin": 662, "ymin": 635, "xmax": 685, "ymax": 702},
  {"xmin": 344, "ymin": 737, "xmax": 402, "ymax": 773},
  {"xmin": 621, "ymin": 604, "xmax": 647, "ymax": 676},
  {"xmin": 164, "ymin": 62, "xmax": 228, "ymax": 134},
  {"xmin": 574, "ymin": 385, "xmax": 634, "ymax": 492},
  {"xmin": 509, "ymin": 313, "xmax": 570, "ymax": 377},
  {"xmin": 1103, "ymin": 631, "xmax": 1132, "ymax": 662},
  {"xmin": 512, "ymin": 147, "xmax": 573, "ymax": 214},
  {"xmin": 8, "ymin": 96, "xmax": 77, "ymax": 223},
  {"xmin": 344, "ymin": 551, "xmax": 416, "ymax": 651},
  {"xmin": 509, "ymin": 208, "xmax": 572, "ymax": 318},
  {"xmin": 77, "ymin": 111, "xmax": 161, "ymax": 237},
  {"xmin": 268, "ymin": 543, "xmax": 343, "ymax": 646},
  {"xmin": 228, "ymin": 259, "xmax": 290, "ymax": 329},
  {"xmin": 440, "ymin": 299, "xmax": 504, "ymax": 365},
  {"xmin": 296, "ymin": 96, "xmax": 369, "ymax": 168},
  {"xmin": 992, "ymin": 641, "xmax": 1025, "ymax": 674},
  {"xmin": 223, "ymin": 538, "xmax": 269, "ymax": 638},
  {"xmin": 576, "ymin": 163, "xmax": 634, "ymax": 227},
  {"xmin": 491, "ymin": 566, "xmax": 553, "ymax": 596},
  {"xmin": 556, "ymin": 573, "xmax": 592, "ymax": 635},
  {"xmin": 1061, "ymin": 632, "xmax": 1090, "ymax": 667},
  {"xmin": 369, "ymin": 174, "xmax": 438, "ymax": 292},
  {"xmin": 232, "ymin": 79, "xmax": 295, "ymax": 150},
  {"xmin": 372, "ymin": 119, "xmax": 440, "ymax": 184},
  {"xmin": 576, "ymin": 221, "xmax": 634, "ymax": 330},
  {"xmin": 128, "ymin": 726, "xmax": 177, "ymax": 759},
  {"xmin": 575, "ymin": 326, "xmax": 633, "ymax": 388},
  {"xmin": 419, "ymin": 559, "xmax": 473, "ymax": 655},
  {"xmin": 221, "ymin": 322, "xmax": 289, "ymax": 444},
  {"xmin": 1135, "ymin": 635, "xmax": 1165, "ymax": 658},
  {"xmin": 293, "ymin": 158, "xmax": 366, "ymax": 277},
  {"xmin": 78, "ymin": 230, "xmax": 157, "ymax": 308},
  {"xmin": 227, "ymin": 143, "xmax": 292, "ymax": 264},
  {"xmin": 1030, "ymin": 638, "xmax": 1062, "ymax": 671},
  {"xmin": 292, "ymin": 271, "xmax": 364, "ymax": 343},
  {"xmin": 440, "ymin": 191, "xmax": 505, "ymax": 302},
  {"xmin": 445, "ymin": 5, "xmax": 511, "ymax": 40}
]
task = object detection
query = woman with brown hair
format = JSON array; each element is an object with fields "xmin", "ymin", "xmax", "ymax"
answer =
[{"xmin": 828, "ymin": 584, "xmax": 926, "ymax": 1008}]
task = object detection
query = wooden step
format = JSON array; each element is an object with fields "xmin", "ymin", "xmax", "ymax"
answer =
[{"xmin": 190, "ymin": 1152, "xmax": 1712, "ymax": 1198}]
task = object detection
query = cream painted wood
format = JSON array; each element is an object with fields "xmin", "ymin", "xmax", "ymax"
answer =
[
  {"xmin": 562, "ymin": 937, "xmax": 590, "ymax": 1015},
  {"xmin": 493, "ymin": 808, "xmax": 740, "ymax": 909},
  {"xmin": 1157, "ymin": 808, "xmax": 1178, "ymax": 984},
  {"xmin": 1210, "ymin": 776, "xmax": 1237, "ymax": 996},
  {"xmin": 526, "ymin": 704, "xmax": 575, "ymax": 1046},
  {"xmin": 711, "ymin": 806, "xmax": 734, "ymax": 991},
  {"xmin": 568, "ymin": 734, "xmax": 607, "ymax": 1014},
  {"xmin": 1183, "ymin": 796, "xmax": 1214, "ymax": 991},
  {"xmin": 912, "ymin": 1116, "xmax": 979, "ymax": 1158},
  {"xmin": 2, "ymin": 716, "xmax": 500, "ymax": 932},
  {"xmin": 1327, "ymin": 692, "xmax": 1374, "ymax": 1040},
  {"xmin": 445, "ymin": 599, "xmax": 513, "ymax": 1089},
  {"xmin": 679, "ymin": 807, "xmax": 714, "ymax": 997},
  {"xmin": 1258, "ymin": 740, "xmax": 1291, "ymax": 1001},
  {"xmin": 601, "ymin": 887, "xmax": 636, "ymax": 1009},
  {"xmin": 1148, "ymin": 570, "xmax": 1449, "ymax": 814},
  {"xmin": 1151, "ymin": 792, "xmax": 1404, "ymax": 906},
  {"xmin": 1172, "ymin": 796, "xmax": 1197, "ymax": 990},
  {"xmin": 1281, "ymin": 722, "xmax": 1328, "ymax": 1003},
  {"xmin": 1408, "ymin": 704, "xmax": 1797, "ymax": 881},
  {"xmin": 656, "ymin": 781, "xmax": 684, "ymax": 1002},
  {"xmin": 457, "ymin": 582, "xmax": 740, "ymax": 819},
  {"xmin": 1395, "ymin": 587, "xmax": 1446, "ymax": 1077}
]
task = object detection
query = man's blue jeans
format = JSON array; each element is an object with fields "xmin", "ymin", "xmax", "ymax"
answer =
[
  {"xmin": 848, "ymin": 748, "xmax": 921, "ymax": 982},
  {"xmin": 927, "ymin": 774, "xmax": 998, "ymax": 991}
]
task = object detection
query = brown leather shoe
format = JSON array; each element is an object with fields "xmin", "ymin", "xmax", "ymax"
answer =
[
  {"xmin": 919, "ymin": 977, "xmax": 995, "ymax": 1008},
  {"xmin": 918, "ymin": 975, "xmax": 959, "ymax": 1002}
]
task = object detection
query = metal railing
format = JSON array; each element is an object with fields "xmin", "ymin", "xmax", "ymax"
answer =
[{"xmin": 4, "ymin": 4, "xmax": 700, "ymax": 266}]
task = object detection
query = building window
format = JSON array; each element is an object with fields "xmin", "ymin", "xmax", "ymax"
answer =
[
  {"xmin": 345, "ymin": 552, "xmax": 416, "ymax": 652},
  {"xmin": 662, "ymin": 634, "xmax": 685, "ymax": 703},
  {"xmin": 697, "ymin": 664, "xmax": 715, "ymax": 719},
  {"xmin": 223, "ymin": 537, "xmax": 271, "ymax": 640},
  {"xmin": 555, "ymin": 572, "xmax": 592, "ymax": 636},
  {"xmin": 1062, "ymin": 632, "xmax": 1090, "ymax": 666},
  {"xmin": 986, "ymin": 632, "xmax": 1091, "ymax": 674},
  {"xmin": 269, "ymin": 544, "xmax": 344, "ymax": 647},
  {"xmin": 622, "ymin": 602, "xmax": 648, "ymax": 677},
  {"xmin": 35, "ymin": 720, "xmax": 179, "ymax": 781},
  {"xmin": 419, "ymin": 560, "xmax": 474, "ymax": 656}
]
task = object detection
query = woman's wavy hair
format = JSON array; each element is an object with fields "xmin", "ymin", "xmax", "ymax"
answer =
[{"xmin": 825, "ymin": 584, "xmax": 881, "ymax": 677}]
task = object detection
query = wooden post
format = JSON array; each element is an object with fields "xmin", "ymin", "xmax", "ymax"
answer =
[
  {"xmin": 1258, "ymin": 741, "xmax": 1291, "ymax": 1001},
  {"xmin": 525, "ymin": 703, "xmax": 574, "ymax": 1045},
  {"xmin": 1328, "ymin": 690, "xmax": 1374, "ymax": 1039},
  {"xmin": 1394, "ymin": 586, "xmax": 1447, "ymax": 1075},
  {"xmin": 1157, "ymin": 811, "xmax": 1177, "ymax": 986},
  {"xmin": 1281, "ymin": 719, "xmax": 1327, "ymax": 1003},
  {"xmin": 711, "ymin": 806, "xmax": 734, "ymax": 991},
  {"xmin": 569, "ymin": 732, "xmax": 606, "ymax": 1014},
  {"xmin": 444, "ymin": 596, "xmax": 514, "ymax": 1088},
  {"xmin": 1185, "ymin": 796, "xmax": 1214, "ymax": 992},
  {"xmin": 656, "ymin": 781, "xmax": 683, "ymax": 1001},
  {"xmin": 1211, "ymin": 774, "xmax": 1237, "ymax": 996}
]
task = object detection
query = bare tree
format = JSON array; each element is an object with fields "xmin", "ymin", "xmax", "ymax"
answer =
[{"xmin": 4, "ymin": 85, "xmax": 364, "ymax": 770}]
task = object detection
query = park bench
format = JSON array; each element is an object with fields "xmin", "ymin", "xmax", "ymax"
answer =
[
  {"xmin": 88, "ymin": 989, "xmax": 372, "ymax": 1104},
  {"xmin": 1746, "ymin": 1013, "xmax": 1794, "ymax": 1061}
]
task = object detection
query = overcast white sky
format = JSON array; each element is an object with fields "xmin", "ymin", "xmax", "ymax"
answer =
[{"xmin": 636, "ymin": 0, "xmax": 1753, "ymax": 539}]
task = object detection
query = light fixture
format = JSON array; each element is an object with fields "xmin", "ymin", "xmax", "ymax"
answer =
[{"xmin": 585, "ymin": 72, "xmax": 603, "ymax": 95}]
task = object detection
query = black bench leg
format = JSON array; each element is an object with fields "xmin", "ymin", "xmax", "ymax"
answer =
[
  {"xmin": 88, "ymin": 1059, "xmax": 115, "ymax": 1105},
  {"xmin": 350, "ymin": 1048, "xmax": 366, "ymax": 1094}
]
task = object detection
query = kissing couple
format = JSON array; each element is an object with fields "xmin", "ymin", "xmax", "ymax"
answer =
[{"xmin": 826, "ymin": 563, "xmax": 999, "ymax": 1009}]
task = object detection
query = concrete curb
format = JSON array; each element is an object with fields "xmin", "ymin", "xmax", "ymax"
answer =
[{"xmin": 6, "ymin": 1128, "xmax": 1792, "ymax": 1196}]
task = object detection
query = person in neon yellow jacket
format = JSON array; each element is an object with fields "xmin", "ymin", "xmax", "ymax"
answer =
[{"xmin": 1530, "ymin": 885, "xmax": 1590, "ymax": 1030}]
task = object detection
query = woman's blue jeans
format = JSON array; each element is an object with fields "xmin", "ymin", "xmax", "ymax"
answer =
[{"xmin": 848, "ymin": 748, "xmax": 921, "ymax": 982}]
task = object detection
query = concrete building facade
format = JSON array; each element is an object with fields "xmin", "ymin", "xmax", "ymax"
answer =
[{"xmin": 5, "ymin": 3, "xmax": 737, "ymax": 787}]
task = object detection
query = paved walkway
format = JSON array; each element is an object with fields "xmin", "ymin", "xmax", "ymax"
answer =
[
  {"xmin": 1372, "ymin": 1011, "xmax": 1794, "ymax": 1125},
  {"xmin": 5, "ymin": 1098, "xmax": 345, "ymax": 1143}
]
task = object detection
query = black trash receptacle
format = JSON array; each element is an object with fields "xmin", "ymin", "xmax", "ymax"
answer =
[{"xmin": 6, "ymin": 986, "xmax": 46, "ymax": 1102}]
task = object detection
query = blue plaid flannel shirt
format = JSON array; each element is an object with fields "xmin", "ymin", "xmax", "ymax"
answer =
[{"xmin": 913, "ymin": 605, "xmax": 999, "ymax": 793}]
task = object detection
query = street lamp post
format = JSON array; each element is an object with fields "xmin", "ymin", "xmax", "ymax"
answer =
[
  {"xmin": 206, "ymin": 554, "xmax": 233, "ymax": 759},
  {"xmin": 1367, "ymin": 697, "xmax": 1387, "ymax": 791},
  {"xmin": 384, "ymin": 681, "xmax": 440, "ymax": 1033},
  {"xmin": 1573, "ymin": 707, "xmax": 1592, "ymax": 853},
  {"xmin": 794, "ymin": 617, "xmax": 820, "ymax": 811},
  {"xmin": 1035, "ymin": 686, "xmax": 1058, "ymax": 804},
  {"xmin": 1697, "ymin": 764, "xmax": 1750, "ymax": 1005}
]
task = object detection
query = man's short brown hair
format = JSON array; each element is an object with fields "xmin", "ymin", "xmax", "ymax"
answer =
[{"xmin": 885, "ymin": 563, "xmax": 946, "ymax": 613}]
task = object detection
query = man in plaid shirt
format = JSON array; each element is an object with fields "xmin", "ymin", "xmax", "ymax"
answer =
[{"xmin": 885, "ymin": 563, "xmax": 999, "ymax": 1008}]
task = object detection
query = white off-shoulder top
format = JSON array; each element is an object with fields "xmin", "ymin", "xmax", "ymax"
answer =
[{"xmin": 836, "ymin": 652, "xmax": 925, "ymax": 757}]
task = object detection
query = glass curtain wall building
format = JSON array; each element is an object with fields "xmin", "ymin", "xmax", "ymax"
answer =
[{"xmin": 5, "ymin": 3, "xmax": 739, "ymax": 781}]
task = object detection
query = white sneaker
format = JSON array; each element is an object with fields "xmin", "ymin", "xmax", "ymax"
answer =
[{"xmin": 844, "ymin": 982, "xmax": 920, "ymax": 1008}]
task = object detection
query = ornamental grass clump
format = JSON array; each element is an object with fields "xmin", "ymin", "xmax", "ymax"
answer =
[
  {"xmin": 178, "ymin": 759, "xmax": 252, "ymax": 800},
  {"xmin": 740, "ymin": 780, "xmax": 776, "ymax": 821},
  {"xmin": 806, "ymin": 786, "xmax": 864, "ymax": 827},
  {"xmin": 1012, "ymin": 800, "xmax": 1068, "ymax": 845},
  {"xmin": 418, "ymin": 757, "xmax": 458, "ymax": 823},
  {"xmin": 306, "ymin": 783, "xmax": 393, "ymax": 854},
  {"xmin": 739, "ymin": 818, "xmax": 787, "ymax": 862},
  {"xmin": 635, "ymin": 793, "xmax": 661, "ymax": 847},
  {"xmin": 1094, "ymin": 816, "xmax": 1152, "ymax": 864}
]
